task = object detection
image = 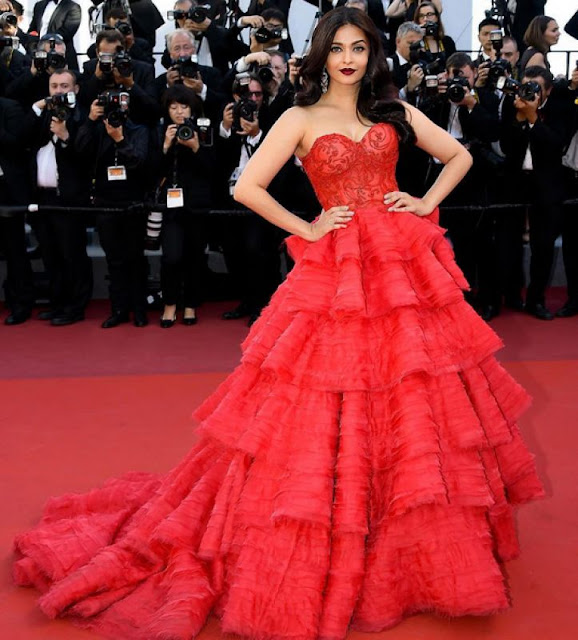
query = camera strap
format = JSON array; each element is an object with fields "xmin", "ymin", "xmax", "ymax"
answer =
[
  {"xmin": 107, "ymin": 148, "xmax": 127, "ymax": 181},
  {"xmin": 166, "ymin": 149, "xmax": 184, "ymax": 208}
]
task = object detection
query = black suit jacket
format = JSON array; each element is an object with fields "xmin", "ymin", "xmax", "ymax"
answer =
[
  {"xmin": 127, "ymin": 0, "xmax": 165, "ymax": 47},
  {"xmin": 86, "ymin": 38, "xmax": 154, "ymax": 67},
  {"xmin": 0, "ymin": 97, "xmax": 31, "ymax": 204},
  {"xmin": 500, "ymin": 90, "xmax": 574, "ymax": 205},
  {"xmin": 23, "ymin": 104, "xmax": 91, "ymax": 205},
  {"xmin": 80, "ymin": 58, "xmax": 159, "ymax": 126},
  {"xmin": 28, "ymin": 0, "xmax": 81, "ymax": 70}
]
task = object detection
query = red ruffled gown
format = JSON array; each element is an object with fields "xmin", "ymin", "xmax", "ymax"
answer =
[{"xmin": 13, "ymin": 123, "xmax": 544, "ymax": 640}]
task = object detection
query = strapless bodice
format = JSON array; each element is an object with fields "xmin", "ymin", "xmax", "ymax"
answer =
[{"xmin": 301, "ymin": 122, "xmax": 399, "ymax": 210}]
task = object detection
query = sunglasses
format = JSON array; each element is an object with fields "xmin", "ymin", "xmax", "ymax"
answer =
[
  {"xmin": 419, "ymin": 11, "xmax": 437, "ymax": 18},
  {"xmin": 248, "ymin": 90, "xmax": 263, "ymax": 97}
]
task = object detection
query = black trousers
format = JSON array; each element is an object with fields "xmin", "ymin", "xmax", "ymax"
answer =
[
  {"xmin": 0, "ymin": 213, "xmax": 35, "ymax": 313},
  {"xmin": 30, "ymin": 190, "xmax": 93, "ymax": 315},
  {"xmin": 562, "ymin": 174, "xmax": 578, "ymax": 303},
  {"xmin": 0, "ymin": 179, "xmax": 35, "ymax": 313},
  {"xmin": 161, "ymin": 209, "xmax": 207, "ymax": 308},
  {"xmin": 96, "ymin": 211, "xmax": 148, "ymax": 314},
  {"xmin": 220, "ymin": 208, "xmax": 282, "ymax": 313}
]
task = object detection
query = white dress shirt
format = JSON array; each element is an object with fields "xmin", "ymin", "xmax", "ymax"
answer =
[{"xmin": 40, "ymin": 0, "xmax": 60, "ymax": 38}]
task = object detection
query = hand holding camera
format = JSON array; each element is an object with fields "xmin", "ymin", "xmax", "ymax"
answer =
[
  {"xmin": 89, "ymin": 99, "xmax": 105, "ymax": 121},
  {"xmin": 222, "ymin": 102, "xmax": 234, "ymax": 132},
  {"xmin": 237, "ymin": 114, "xmax": 259, "ymax": 138},
  {"xmin": 50, "ymin": 117, "xmax": 69, "ymax": 142},
  {"xmin": 475, "ymin": 61, "xmax": 491, "ymax": 88},
  {"xmin": 288, "ymin": 56, "xmax": 301, "ymax": 86},
  {"xmin": 407, "ymin": 64, "xmax": 425, "ymax": 93},
  {"xmin": 240, "ymin": 15, "xmax": 264, "ymax": 29},
  {"xmin": 104, "ymin": 118, "xmax": 124, "ymax": 143}
]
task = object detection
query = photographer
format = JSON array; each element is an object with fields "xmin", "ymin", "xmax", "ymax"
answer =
[
  {"xmin": 425, "ymin": 52, "xmax": 500, "ymax": 318},
  {"xmin": 154, "ymin": 85, "xmax": 216, "ymax": 328},
  {"xmin": 166, "ymin": 0, "xmax": 246, "ymax": 76},
  {"xmin": 413, "ymin": 1, "xmax": 455, "ymax": 62},
  {"xmin": 217, "ymin": 75, "xmax": 281, "ymax": 325},
  {"xmin": 23, "ymin": 69, "xmax": 92, "ymax": 326},
  {"xmin": 75, "ymin": 92, "xmax": 149, "ymax": 328},
  {"xmin": 5, "ymin": 33, "xmax": 67, "ymax": 106},
  {"xmin": 155, "ymin": 28, "xmax": 225, "ymax": 123},
  {"xmin": 27, "ymin": 0, "xmax": 81, "ymax": 71},
  {"xmin": 476, "ymin": 17, "xmax": 502, "ymax": 64},
  {"xmin": 80, "ymin": 29, "xmax": 158, "ymax": 126},
  {"xmin": 0, "ymin": 3, "xmax": 29, "ymax": 93},
  {"xmin": 86, "ymin": 7, "xmax": 154, "ymax": 66},
  {"xmin": 500, "ymin": 66, "xmax": 574, "ymax": 320},
  {"xmin": 386, "ymin": 21, "xmax": 423, "ymax": 99},
  {"xmin": 0, "ymin": 96, "xmax": 34, "ymax": 325}
]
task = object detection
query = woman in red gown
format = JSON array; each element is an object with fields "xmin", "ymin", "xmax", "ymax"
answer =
[{"xmin": 13, "ymin": 8, "xmax": 544, "ymax": 640}]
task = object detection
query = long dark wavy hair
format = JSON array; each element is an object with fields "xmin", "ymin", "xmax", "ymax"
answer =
[{"xmin": 295, "ymin": 7, "xmax": 415, "ymax": 144}]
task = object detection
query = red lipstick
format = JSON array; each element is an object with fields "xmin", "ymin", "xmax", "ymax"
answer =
[{"xmin": 340, "ymin": 68, "xmax": 355, "ymax": 75}]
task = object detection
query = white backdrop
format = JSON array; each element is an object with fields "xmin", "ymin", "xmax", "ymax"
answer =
[{"xmin": 14, "ymin": 0, "xmax": 578, "ymax": 76}]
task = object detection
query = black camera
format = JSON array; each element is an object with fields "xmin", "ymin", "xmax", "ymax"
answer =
[
  {"xmin": 114, "ymin": 20, "xmax": 132, "ymax": 36},
  {"xmin": 173, "ymin": 55, "xmax": 199, "ymax": 80},
  {"xmin": 497, "ymin": 77, "xmax": 541, "ymax": 100},
  {"xmin": 190, "ymin": 4, "xmax": 211, "ymax": 23},
  {"xmin": 486, "ymin": 29, "xmax": 512, "ymax": 87},
  {"xmin": 232, "ymin": 97, "xmax": 258, "ymax": 133},
  {"xmin": 168, "ymin": 4, "xmax": 210, "ymax": 23},
  {"xmin": 253, "ymin": 26, "xmax": 288, "ymax": 44},
  {"xmin": 113, "ymin": 50, "xmax": 133, "ymax": 77},
  {"xmin": 0, "ymin": 11, "xmax": 17, "ymax": 28},
  {"xmin": 45, "ymin": 91, "xmax": 76, "ymax": 121},
  {"xmin": 97, "ymin": 90, "xmax": 130, "ymax": 127},
  {"xmin": 446, "ymin": 76, "xmax": 471, "ymax": 103},
  {"xmin": 33, "ymin": 49, "xmax": 66, "ymax": 73},
  {"xmin": 248, "ymin": 61, "xmax": 274, "ymax": 85},
  {"xmin": 99, "ymin": 49, "xmax": 133, "ymax": 77},
  {"xmin": 176, "ymin": 116, "xmax": 213, "ymax": 146},
  {"xmin": 409, "ymin": 40, "xmax": 445, "ymax": 77},
  {"xmin": 0, "ymin": 35, "xmax": 17, "ymax": 51},
  {"xmin": 423, "ymin": 21, "xmax": 439, "ymax": 38}
]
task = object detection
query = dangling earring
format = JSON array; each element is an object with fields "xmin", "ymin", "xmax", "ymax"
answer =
[{"xmin": 321, "ymin": 68, "xmax": 329, "ymax": 93}]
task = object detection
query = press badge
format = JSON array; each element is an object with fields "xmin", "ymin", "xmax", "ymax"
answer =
[
  {"xmin": 107, "ymin": 165, "xmax": 127, "ymax": 181},
  {"xmin": 167, "ymin": 188, "xmax": 184, "ymax": 208}
]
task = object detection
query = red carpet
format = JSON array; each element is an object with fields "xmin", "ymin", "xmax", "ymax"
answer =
[{"xmin": 1, "ymin": 296, "xmax": 577, "ymax": 640}]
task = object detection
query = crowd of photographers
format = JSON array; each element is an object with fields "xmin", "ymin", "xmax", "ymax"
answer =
[{"xmin": 0, "ymin": 0, "xmax": 577, "ymax": 329}]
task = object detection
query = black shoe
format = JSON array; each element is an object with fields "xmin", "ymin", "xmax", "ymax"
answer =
[
  {"xmin": 480, "ymin": 304, "xmax": 500, "ymax": 322},
  {"xmin": 222, "ymin": 303, "xmax": 251, "ymax": 320},
  {"xmin": 4, "ymin": 309, "xmax": 31, "ymax": 326},
  {"xmin": 101, "ymin": 311, "xmax": 130, "ymax": 329},
  {"xmin": 525, "ymin": 302, "xmax": 554, "ymax": 321},
  {"xmin": 160, "ymin": 315, "xmax": 176, "ymax": 328},
  {"xmin": 38, "ymin": 310, "xmax": 57, "ymax": 321},
  {"xmin": 133, "ymin": 310, "xmax": 149, "ymax": 327},
  {"xmin": 50, "ymin": 311, "xmax": 84, "ymax": 326},
  {"xmin": 504, "ymin": 297, "xmax": 525, "ymax": 312},
  {"xmin": 556, "ymin": 300, "xmax": 578, "ymax": 318},
  {"xmin": 183, "ymin": 316, "xmax": 197, "ymax": 326}
]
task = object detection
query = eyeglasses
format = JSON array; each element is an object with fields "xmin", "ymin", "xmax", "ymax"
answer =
[
  {"xmin": 248, "ymin": 91, "xmax": 263, "ymax": 97},
  {"xmin": 419, "ymin": 12, "xmax": 437, "ymax": 19}
]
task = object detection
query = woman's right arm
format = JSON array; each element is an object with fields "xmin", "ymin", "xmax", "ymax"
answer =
[
  {"xmin": 524, "ymin": 51, "xmax": 547, "ymax": 69},
  {"xmin": 234, "ymin": 107, "xmax": 354, "ymax": 241}
]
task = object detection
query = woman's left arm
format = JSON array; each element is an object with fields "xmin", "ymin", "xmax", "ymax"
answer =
[{"xmin": 385, "ymin": 103, "xmax": 472, "ymax": 215}]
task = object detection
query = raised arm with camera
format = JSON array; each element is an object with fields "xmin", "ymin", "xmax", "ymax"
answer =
[
  {"xmin": 155, "ymin": 28, "xmax": 225, "ymax": 123},
  {"xmin": 27, "ymin": 0, "xmax": 81, "ymax": 70},
  {"xmin": 80, "ymin": 29, "xmax": 159, "ymax": 126}
]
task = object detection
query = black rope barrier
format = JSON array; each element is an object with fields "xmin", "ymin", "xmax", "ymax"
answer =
[{"xmin": 1, "ymin": 200, "xmax": 577, "ymax": 219}]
